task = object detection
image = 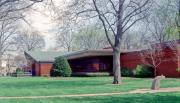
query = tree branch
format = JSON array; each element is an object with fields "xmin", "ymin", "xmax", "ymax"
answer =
[{"xmin": 92, "ymin": 0, "xmax": 114, "ymax": 47}]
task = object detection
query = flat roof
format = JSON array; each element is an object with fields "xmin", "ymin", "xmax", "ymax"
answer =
[
  {"xmin": 24, "ymin": 49, "xmax": 147, "ymax": 62},
  {"xmin": 60, "ymin": 49, "xmax": 113, "ymax": 60}
]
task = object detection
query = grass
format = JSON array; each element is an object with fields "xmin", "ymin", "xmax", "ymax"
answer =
[
  {"xmin": 0, "ymin": 92, "xmax": 180, "ymax": 103},
  {"xmin": 0, "ymin": 77, "xmax": 179, "ymax": 97}
]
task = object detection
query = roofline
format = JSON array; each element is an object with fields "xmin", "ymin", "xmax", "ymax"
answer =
[
  {"xmin": 24, "ymin": 52, "xmax": 54, "ymax": 63},
  {"xmin": 25, "ymin": 47, "xmax": 153, "ymax": 62},
  {"xmin": 25, "ymin": 49, "xmax": 148, "ymax": 62},
  {"xmin": 38, "ymin": 61, "xmax": 54, "ymax": 63},
  {"xmin": 61, "ymin": 49, "xmax": 113, "ymax": 60},
  {"xmin": 24, "ymin": 51, "xmax": 59, "ymax": 62},
  {"xmin": 24, "ymin": 51, "xmax": 38, "ymax": 62},
  {"xmin": 151, "ymin": 39, "xmax": 180, "ymax": 46}
]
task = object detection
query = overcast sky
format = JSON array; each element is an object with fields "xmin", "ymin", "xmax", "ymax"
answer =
[
  {"xmin": 29, "ymin": 12, "xmax": 56, "ymax": 50},
  {"xmin": 25, "ymin": 1, "xmax": 62, "ymax": 50}
]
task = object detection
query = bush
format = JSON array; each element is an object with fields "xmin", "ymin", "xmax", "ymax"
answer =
[
  {"xmin": 134, "ymin": 65, "xmax": 154, "ymax": 77},
  {"xmin": 16, "ymin": 68, "xmax": 24, "ymax": 74},
  {"xmin": 176, "ymin": 68, "xmax": 180, "ymax": 72},
  {"xmin": 12, "ymin": 68, "xmax": 32, "ymax": 77},
  {"xmin": 121, "ymin": 67, "xmax": 133, "ymax": 77},
  {"xmin": 72, "ymin": 72, "xmax": 110, "ymax": 77},
  {"xmin": 51, "ymin": 57, "xmax": 72, "ymax": 77}
]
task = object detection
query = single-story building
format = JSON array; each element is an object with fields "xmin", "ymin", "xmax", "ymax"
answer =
[
  {"xmin": 25, "ymin": 40, "xmax": 180, "ymax": 77},
  {"xmin": 25, "ymin": 50, "xmax": 114, "ymax": 76},
  {"xmin": 24, "ymin": 51, "xmax": 62, "ymax": 76}
]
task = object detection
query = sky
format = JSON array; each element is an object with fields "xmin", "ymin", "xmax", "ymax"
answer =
[
  {"xmin": 25, "ymin": 1, "xmax": 61, "ymax": 50},
  {"xmin": 28, "ymin": 11, "xmax": 56, "ymax": 50}
]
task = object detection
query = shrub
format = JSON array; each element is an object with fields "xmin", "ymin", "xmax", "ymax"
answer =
[
  {"xmin": 72, "ymin": 72, "xmax": 110, "ymax": 77},
  {"xmin": 51, "ymin": 57, "xmax": 72, "ymax": 77},
  {"xmin": 176, "ymin": 68, "xmax": 180, "ymax": 73},
  {"xmin": 134, "ymin": 65, "xmax": 154, "ymax": 77},
  {"xmin": 121, "ymin": 67, "xmax": 133, "ymax": 77},
  {"xmin": 16, "ymin": 68, "xmax": 24, "ymax": 74},
  {"xmin": 12, "ymin": 68, "xmax": 32, "ymax": 77}
]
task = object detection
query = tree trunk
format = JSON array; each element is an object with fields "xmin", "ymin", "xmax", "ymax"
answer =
[
  {"xmin": 111, "ymin": 0, "xmax": 123, "ymax": 84},
  {"xmin": 68, "ymin": 46, "xmax": 71, "ymax": 52},
  {"xmin": 113, "ymin": 48, "xmax": 122, "ymax": 84},
  {"xmin": 154, "ymin": 67, "xmax": 157, "ymax": 77}
]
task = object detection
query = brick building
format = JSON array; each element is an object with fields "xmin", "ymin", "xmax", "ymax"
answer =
[
  {"xmin": 25, "ymin": 40, "xmax": 180, "ymax": 77},
  {"xmin": 24, "ymin": 51, "xmax": 62, "ymax": 76}
]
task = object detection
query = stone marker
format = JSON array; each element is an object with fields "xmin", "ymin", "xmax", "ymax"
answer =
[{"xmin": 151, "ymin": 75, "xmax": 165, "ymax": 90}]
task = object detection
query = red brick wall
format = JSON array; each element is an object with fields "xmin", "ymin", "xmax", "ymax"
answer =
[
  {"xmin": 157, "ymin": 60, "xmax": 178, "ymax": 77},
  {"xmin": 121, "ymin": 52, "xmax": 143, "ymax": 70},
  {"xmin": 120, "ymin": 47, "xmax": 179, "ymax": 77},
  {"xmin": 35, "ymin": 63, "xmax": 40, "ymax": 76},
  {"xmin": 39, "ymin": 63, "xmax": 53, "ymax": 76},
  {"xmin": 32, "ymin": 62, "xmax": 53, "ymax": 76},
  {"xmin": 156, "ymin": 47, "xmax": 179, "ymax": 77}
]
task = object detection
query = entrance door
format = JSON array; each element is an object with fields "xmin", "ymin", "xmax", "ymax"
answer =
[{"xmin": 32, "ymin": 63, "xmax": 36, "ymax": 76}]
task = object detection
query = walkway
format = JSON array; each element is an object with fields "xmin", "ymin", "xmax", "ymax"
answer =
[{"xmin": 0, "ymin": 87, "xmax": 180, "ymax": 99}]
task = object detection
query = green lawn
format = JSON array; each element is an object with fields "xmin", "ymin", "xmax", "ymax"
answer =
[
  {"xmin": 0, "ymin": 77, "xmax": 180, "ymax": 103},
  {"xmin": 0, "ymin": 92, "xmax": 180, "ymax": 103},
  {"xmin": 0, "ymin": 77, "xmax": 179, "ymax": 97}
]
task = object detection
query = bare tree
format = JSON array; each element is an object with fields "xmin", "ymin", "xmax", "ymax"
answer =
[
  {"xmin": 56, "ymin": 25, "xmax": 109, "ymax": 51},
  {"xmin": 0, "ymin": 0, "xmax": 44, "ymax": 69},
  {"xmin": 56, "ymin": 28, "xmax": 74, "ymax": 52},
  {"xmin": 51, "ymin": 0, "xmax": 152, "ymax": 84},
  {"xmin": 148, "ymin": 16, "xmax": 171, "ymax": 43},
  {"xmin": 0, "ymin": 19, "xmax": 18, "ymax": 68},
  {"xmin": 14, "ymin": 30, "xmax": 45, "ymax": 52},
  {"xmin": 175, "ymin": 0, "xmax": 180, "ymax": 38},
  {"xmin": 145, "ymin": 0, "xmax": 180, "ymax": 43},
  {"xmin": 121, "ymin": 33, "xmax": 132, "ymax": 50},
  {"xmin": 88, "ymin": 0, "xmax": 152, "ymax": 84},
  {"xmin": 121, "ymin": 26, "xmax": 151, "ymax": 50},
  {"xmin": 0, "ymin": 0, "xmax": 44, "ymax": 21},
  {"xmin": 50, "ymin": 0, "xmax": 108, "ymax": 51},
  {"xmin": 74, "ymin": 26, "xmax": 109, "ymax": 50},
  {"xmin": 14, "ymin": 54, "xmax": 27, "ymax": 68},
  {"xmin": 147, "ymin": 1, "xmax": 175, "ymax": 43},
  {"xmin": 167, "ymin": 40, "xmax": 180, "ymax": 67},
  {"xmin": 121, "ymin": 32, "xmax": 144, "ymax": 50},
  {"xmin": 52, "ymin": 2, "xmax": 78, "ymax": 52},
  {"xmin": 140, "ymin": 44, "xmax": 165, "ymax": 77},
  {"xmin": 141, "ymin": 39, "xmax": 180, "ymax": 77}
]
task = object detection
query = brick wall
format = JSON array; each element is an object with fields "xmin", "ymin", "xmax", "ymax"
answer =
[
  {"xmin": 35, "ymin": 63, "xmax": 40, "ymax": 76},
  {"xmin": 121, "ymin": 51, "xmax": 142, "ymax": 70},
  {"xmin": 33, "ymin": 62, "xmax": 53, "ymax": 76},
  {"xmin": 156, "ymin": 47, "xmax": 179, "ymax": 77},
  {"xmin": 120, "ymin": 47, "xmax": 179, "ymax": 77},
  {"xmin": 29, "ymin": 41, "xmax": 179, "ymax": 77},
  {"xmin": 39, "ymin": 63, "xmax": 53, "ymax": 76}
]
